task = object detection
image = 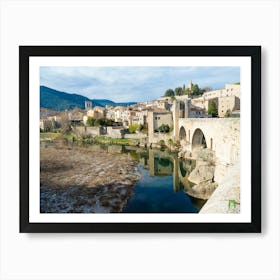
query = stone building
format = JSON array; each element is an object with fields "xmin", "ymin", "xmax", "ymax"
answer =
[
  {"xmin": 40, "ymin": 119, "xmax": 56, "ymax": 131},
  {"xmin": 147, "ymin": 110, "xmax": 173, "ymax": 136},
  {"xmin": 87, "ymin": 106, "xmax": 105, "ymax": 119},
  {"xmin": 68, "ymin": 110, "xmax": 84, "ymax": 124},
  {"xmin": 113, "ymin": 106, "xmax": 127, "ymax": 122},
  {"xmin": 202, "ymin": 84, "xmax": 240, "ymax": 99},
  {"xmin": 104, "ymin": 106, "xmax": 148, "ymax": 127},
  {"xmin": 218, "ymin": 95, "xmax": 240, "ymax": 117},
  {"xmin": 189, "ymin": 105, "xmax": 206, "ymax": 118},
  {"xmin": 85, "ymin": 101, "xmax": 92, "ymax": 110},
  {"xmin": 172, "ymin": 98, "xmax": 205, "ymax": 119},
  {"xmin": 191, "ymin": 83, "xmax": 240, "ymax": 117},
  {"xmin": 83, "ymin": 106, "xmax": 105, "ymax": 125},
  {"xmin": 131, "ymin": 110, "xmax": 148, "ymax": 126},
  {"xmin": 105, "ymin": 106, "xmax": 116, "ymax": 121}
]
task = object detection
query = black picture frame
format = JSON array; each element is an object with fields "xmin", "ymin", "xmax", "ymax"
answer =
[{"xmin": 20, "ymin": 46, "xmax": 261, "ymax": 233}]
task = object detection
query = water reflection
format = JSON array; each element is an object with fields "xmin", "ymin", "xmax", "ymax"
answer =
[
  {"xmin": 121, "ymin": 146, "xmax": 206, "ymax": 213},
  {"xmin": 125, "ymin": 147, "xmax": 197, "ymax": 193}
]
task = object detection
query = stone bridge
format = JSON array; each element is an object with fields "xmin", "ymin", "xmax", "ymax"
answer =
[{"xmin": 177, "ymin": 118, "xmax": 240, "ymax": 165}]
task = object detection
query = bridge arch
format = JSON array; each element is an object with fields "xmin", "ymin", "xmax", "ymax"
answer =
[
  {"xmin": 192, "ymin": 128, "xmax": 207, "ymax": 150},
  {"xmin": 179, "ymin": 126, "xmax": 187, "ymax": 140}
]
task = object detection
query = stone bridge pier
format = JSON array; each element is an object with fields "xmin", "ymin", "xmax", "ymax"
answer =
[{"xmin": 177, "ymin": 118, "xmax": 240, "ymax": 165}]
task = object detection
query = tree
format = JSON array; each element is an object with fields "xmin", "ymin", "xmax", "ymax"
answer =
[
  {"xmin": 183, "ymin": 88, "xmax": 191, "ymax": 95},
  {"xmin": 192, "ymin": 84, "xmax": 200, "ymax": 95},
  {"xmin": 175, "ymin": 87, "xmax": 183, "ymax": 96},
  {"xmin": 168, "ymin": 138, "xmax": 173, "ymax": 148},
  {"xmin": 207, "ymin": 101, "xmax": 218, "ymax": 117},
  {"xmin": 60, "ymin": 114, "xmax": 72, "ymax": 134},
  {"xmin": 157, "ymin": 124, "xmax": 170, "ymax": 133},
  {"xmin": 94, "ymin": 118, "xmax": 113, "ymax": 127},
  {"xmin": 86, "ymin": 117, "xmax": 96, "ymax": 126},
  {"xmin": 129, "ymin": 124, "xmax": 139, "ymax": 133},
  {"xmin": 164, "ymin": 89, "xmax": 175, "ymax": 97}
]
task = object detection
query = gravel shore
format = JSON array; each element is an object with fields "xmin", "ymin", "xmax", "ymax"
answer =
[{"xmin": 40, "ymin": 143, "xmax": 141, "ymax": 213}]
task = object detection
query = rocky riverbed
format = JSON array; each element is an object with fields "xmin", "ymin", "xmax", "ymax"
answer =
[{"xmin": 40, "ymin": 143, "xmax": 141, "ymax": 213}]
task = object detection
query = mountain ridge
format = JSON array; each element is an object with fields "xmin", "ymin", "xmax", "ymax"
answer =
[{"xmin": 40, "ymin": 86, "xmax": 136, "ymax": 111}]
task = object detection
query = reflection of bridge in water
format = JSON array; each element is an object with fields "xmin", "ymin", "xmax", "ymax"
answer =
[
  {"xmin": 120, "ymin": 145, "xmax": 207, "ymax": 207},
  {"xmin": 140, "ymin": 149, "xmax": 206, "ymax": 208},
  {"xmin": 145, "ymin": 149, "xmax": 196, "ymax": 193}
]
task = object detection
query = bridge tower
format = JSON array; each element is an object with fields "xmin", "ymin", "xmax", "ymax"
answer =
[
  {"xmin": 172, "ymin": 100, "xmax": 180, "ymax": 139},
  {"xmin": 188, "ymin": 80, "xmax": 193, "ymax": 91},
  {"xmin": 184, "ymin": 98, "xmax": 191, "ymax": 118}
]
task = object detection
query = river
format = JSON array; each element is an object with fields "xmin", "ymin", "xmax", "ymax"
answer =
[
  {"xmin": 120, "ymin": 146, "xmax": 206, "ymax": 213},
  {"xmin": 40, "ymin": 142, "xmax": 206, "ymax": 213}
]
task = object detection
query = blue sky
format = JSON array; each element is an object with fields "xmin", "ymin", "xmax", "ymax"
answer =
[{"xmin": 40, "ymin": 66, "xmax": 240, "ymax": 102}]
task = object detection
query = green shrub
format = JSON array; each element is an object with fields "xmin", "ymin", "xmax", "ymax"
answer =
[
  {"xmin": 225, "ymin": 110, "xmax": 231, "ymax": 118},
  {"xmin": 129, "ymin": 124, "xmax": 139, "ymax": 133},
  {"xmin": 157, "ymin": 124, "xmax": 170, "ymax": 133},
  {"xmin": 158, "ymin": 140, "xmax": 165, "ymax": 147},
  {"xmin": 94, "ymin": 118, "xmax": 114, "ymax": 127},
  {"xmin": 207, "ymin": 101, "xmax": 218, "ymax": 117},
  {"xmin": 86, "ymin": 117, "xmax": 96, "ymax": 126},
  {"xmin": 168, "ymin": 138, "xmax": 173, "ymax": 147}
]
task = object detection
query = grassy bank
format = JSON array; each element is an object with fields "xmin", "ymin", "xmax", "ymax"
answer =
[
  {"xmin": 40, "ymin": 132, "xmax": 63, "ymax": 141},
  {"xmin": 40, "ymin": 132, "xmax": 140, "ymax": 146},
  {"xmin": 40, "ymin": 132, "xmax": 75, "ymax": 142},
  {"xmin": 90, "ymin": 136, "xmax": 140, "ymax": 146}
]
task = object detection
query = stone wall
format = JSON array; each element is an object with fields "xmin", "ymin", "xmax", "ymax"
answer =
[
  {"xmin": 72, "ymin": 126, "xmax": 84, "ymax": 135},
  {"xmin": 218, "ymin": 96, "xmax": 240, "ymax": 117},
  {"xmin": 148, "ymin": 133, "xmax": 174, "ymax": 145},
  {"xmin": 72, "ymin": 126, "xmax": 101, "ymax": 136},
  {"xmin": 200, "ymin": 159, "xmax": 240, "ymax": 213},
  {"xmin": 86, "ymin": 126, "xmax": 103, "ymax": 136},
  {"xmin": 106, "ymin": 126, "xmax": 125, "ymax": 139}
]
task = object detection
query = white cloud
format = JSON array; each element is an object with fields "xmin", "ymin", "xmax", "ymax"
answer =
[{"xmin": 40, "ymin": 66, "xmax": 240, "ymax": 102}]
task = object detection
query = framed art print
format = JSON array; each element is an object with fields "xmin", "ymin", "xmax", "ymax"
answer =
[{"xmin": 19, "ymin": 46, "xmax": 261, "ymax": 233}]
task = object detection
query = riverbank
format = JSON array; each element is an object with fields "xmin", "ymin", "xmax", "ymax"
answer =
[
  {"xmin": 40, "ymin": 132, "xmax": 140, "ymax": 146},
  {"xmin": 40, "ymin": 143, "xmax": 141, "ymax": 213}
]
